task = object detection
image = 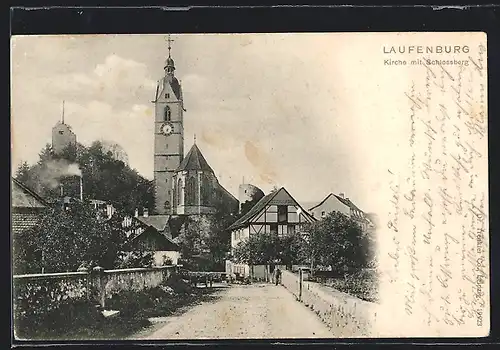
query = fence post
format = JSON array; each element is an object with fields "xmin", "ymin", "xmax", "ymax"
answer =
[
  {"xmin": 91, "ymin": 266, "xmax": 106, "ymax": 309},
  {"xmin": 77, "ymin": 266, "xmax": 90, "ymax": 301},
  {"xmin": 299, "ymin": 268, "xmax": 303, "ymax": 302}
]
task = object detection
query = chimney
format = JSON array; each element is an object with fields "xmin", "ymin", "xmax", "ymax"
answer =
[
  {"xmin": 134, "ymin": 208, "xmax": 139, "ymax": 218},
  {"xmin": 143, "ymin": 207, "xmax": 149, "ymax": 217},
  {"xmin": 339, "ymin": 192, "xmax": 345, "ymax": 198}
]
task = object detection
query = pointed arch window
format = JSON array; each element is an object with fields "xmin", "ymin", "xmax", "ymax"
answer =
[
  {"xmin": 186, "ymin": 176, "xmax": 196, "ymax": 206},
  {"xmin": 201, "ymin": 173, "xmax": 212, "ymax": 206},
  {"xmin": 177, "ymin": 178, "xmax": 183, "ymax": 206},
  {"xmin": 164, "ymin": 106, "xmax": 171, "ymax": 121},
  {"xmin": 172, "ymin": 179, "xmax": 178, "ymax": 208}
]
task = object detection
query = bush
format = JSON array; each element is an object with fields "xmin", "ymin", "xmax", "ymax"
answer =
[
  {"xmin": 163, "ymin": 273, "xmax": 194, "ymax": 295},
  {"xmin": 116, "ymin": 251, "xmax": 154, "ymax": 269},
  {"xmin": 14, "ymin": 298, "xmax": 104, "ymax": 340},
  {"xmin": 327, "ymin": 269, "xmax": 379, "ymax": 303}
]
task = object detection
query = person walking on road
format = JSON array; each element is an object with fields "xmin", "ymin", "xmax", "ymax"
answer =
[{"xmin": 275, "ymin": 268, "xmax": 281, "ymax": 286}]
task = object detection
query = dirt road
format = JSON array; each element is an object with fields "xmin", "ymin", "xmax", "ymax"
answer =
[{"xmin": 134, "ymin": 283, "xmax": 334, "ymax": 339}]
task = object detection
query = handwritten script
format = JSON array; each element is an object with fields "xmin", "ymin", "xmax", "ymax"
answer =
[{"xmin": 384, "ymin": 40, "xmax": 488, "ymax": 336}]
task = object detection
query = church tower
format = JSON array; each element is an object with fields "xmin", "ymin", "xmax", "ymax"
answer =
[{"xmin": 153, "ymin": 36, "xmax": 184, "ymax": 214}]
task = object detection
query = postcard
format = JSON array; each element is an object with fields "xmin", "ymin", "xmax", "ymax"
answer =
[{"xmin": 11, "ymin": 32, "xmax": 488, "ymax": 340}]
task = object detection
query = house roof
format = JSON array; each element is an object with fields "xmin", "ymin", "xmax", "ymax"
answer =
[
  {"xmin": 128, "ymin": 215, "xmax": 179, "ymax": 250},
  {"xmin": 301, "ymin": 201, "xmax": 320, "ymax": 211},
  {"xmin": 309, "ymin": 193, "xmax": 370, "ymax": 222},
  {"xmin": 228, "ymin": 187, "xmax": 316, "ymax": 231},
  {"xmin": 339, "ymin": 196, "xmax": 363, "ymax": 212},
  {"xmin": 176, "ymin": 144, "xmax": 214, "ymax": 172},
  {"xmin": 136, "ymin": 215, "xmax": 170, "ymax": 232},
  {"xmin": 11, "ymin": 212, "xmax": 42, "ymax": 234},
  {"xmin": 129, "ymin": 228, "xmax": 180, "ymax": 251},
  {"xmin": 365, "ymin": 213, "xmax": 379, "ymax": 226},
  {"xmin": 308, "ymin": 193, "xmax": 336, "ymax": 211},
  {"xmin": 309, "ymin": 192, "xmax": 364, "ymax": 213},
  {"xmin": 11, "ymin": 178, "xmax": 49, "ymax": 209}
]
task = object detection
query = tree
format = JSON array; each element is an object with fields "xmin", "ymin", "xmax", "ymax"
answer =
[
  {"xmin": 14, "ymin": 200, "xmax": 125, "ymax": 273},
  {"xmin": 232, "ymin": 231, "xmax": 308, "ymax": 276},
  {"xmin": 14, "ymin": 162, "xmax": 31, "ymax": 184},
  {"xmin": 304, "ymin": 211, "xmax": 371, "ymax": 272},
  {"xmin": 16, "ymin": 141, "xmax": 155, "ymax": 214},
  {"xmin": 277, "ymin": 231, "xmax": 309, "ymax": 269},
  {"xmin": 233, "ymin": 232, "xmax": 278, "ymax": 267}
]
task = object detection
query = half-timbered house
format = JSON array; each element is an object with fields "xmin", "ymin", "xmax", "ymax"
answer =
[{"xmin": 226, "ymin": 187, "xmax": 316, "ymax": 278}]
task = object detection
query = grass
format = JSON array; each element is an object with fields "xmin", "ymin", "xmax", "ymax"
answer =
[{"xmin": 14, "ymin": 276, "xmax": 221, "ymax": 341}]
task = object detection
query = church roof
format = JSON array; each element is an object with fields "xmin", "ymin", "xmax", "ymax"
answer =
[
  {"xmin": 177, "ymin": 144, "xmax": 214, "ymax": 172},
  {"xmin": 169, "ymin": 77, "xmax": 182, "ymax": 100}
]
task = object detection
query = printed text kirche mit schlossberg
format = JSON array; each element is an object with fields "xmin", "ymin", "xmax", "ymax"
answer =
[{"xmin": 383, "ymin": 45, "xmax": 470, "ymax": 54}]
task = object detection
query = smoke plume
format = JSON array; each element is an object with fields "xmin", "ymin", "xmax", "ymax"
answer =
[{"xmin": 39, "ymin": 159, "xmax": 82, "ymax": 189}]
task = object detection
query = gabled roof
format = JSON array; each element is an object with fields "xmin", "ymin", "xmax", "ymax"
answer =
[
  {"xmin": 309, "ymin": 192, "xmax": 364, "ymax": 213},
  {"xmin": 308, "ymin": 193, "xmax": 337, "ymax": 211},
  {"xmin": 228, "ymin": 187, "xmax": 316, "ymax": 230},
  {"xmin": 11, "ymin": 178, "xmax": 49, "ymax": 209},
  {"xmin": 12, "ymin": 212, "xmax": 42, "ymax": 234},
  {"xmin": 129, "ymin": 228, "xmax": 180, "ymax": 251},
  {"xmin": 176, "ymin": 144, "xmax": 214, "ymax": 172},
  {"xmin": 136, "ymin": 215, "xmax": 170, "ymax": 232},
  {"xmin": 339, "ymin": 196, "xmax": 363, "ymax": 212},
  {"xmin": 301, "ymin": 201, "xmax": 320, "ymax": 211},
  {"xmin": 127, "ymin": 215, "xmax": 179, "ymax": 250}
]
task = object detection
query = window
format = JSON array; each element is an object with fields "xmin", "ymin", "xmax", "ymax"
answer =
[
  {"xmin": 185, "ymin": 176, "xmax": 196, "ymax": 205},
  {"xmin": 270, "ymin": 224, "xmax": 278, "ymax": 235},
  {"xmin": 278, "ymin": 205, "xmax": 287, "ymax": 223},
  {"xmin": 164, "ymin": 106, "xmax": 171, "ymax": 121},
  {"xmin": 58, "ymin": 130, "xmax": 64, "ymax": 135},
  {"xmin": 164, "ymin": 201, "xmax": 171, "ymax": 209},
  {"xmin": 321, "ymin": 211, "xmax": 326, "ymax": 218},
  {"xmin": 165, "ymin": 93, "xmax": 170, "ymax": 98},
  {"xmin": 288, "ymin": 225, "xmax": 296, "ymax": 235},
  {"xmin": 176, "ymin": 178, "xmax": 183, "ymax": 206}
]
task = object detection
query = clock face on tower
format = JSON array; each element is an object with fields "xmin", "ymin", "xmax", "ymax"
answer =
[{"xmin": 160, "ymin": 122, "xmax": 174, "ymax": 136}]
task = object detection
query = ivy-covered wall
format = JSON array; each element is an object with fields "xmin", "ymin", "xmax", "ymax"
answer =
[{"xmin": 13, "ymin": 266, "xmax": 178, "ymax": 339}]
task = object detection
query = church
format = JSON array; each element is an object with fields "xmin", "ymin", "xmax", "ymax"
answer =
[{"xmin": 147, "ymin": 37, "xmax": 239, "ymax": 237}]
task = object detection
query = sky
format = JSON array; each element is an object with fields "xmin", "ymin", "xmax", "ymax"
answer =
[{"xmin": 11, "ymin": 33, "xmax": 400, "ymax": 212}]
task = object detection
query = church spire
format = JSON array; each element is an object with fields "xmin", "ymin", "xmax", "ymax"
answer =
[
  {"xmin": 164, "ymin": 34, "xmax": 176, "ymax": 76},
  {"xmin": 167, "ymin": 34, "xmax": 173, "ymax": 58}
]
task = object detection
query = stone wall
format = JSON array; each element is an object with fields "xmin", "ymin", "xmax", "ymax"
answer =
[
  {"xmin": 13, "ymin": 265, "xmax": 179, "ymax": 314},
  {"xmin": 281, "ymin": 270, "xmax": 379, "ymax": 337}
]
